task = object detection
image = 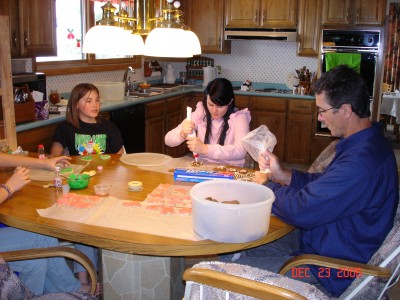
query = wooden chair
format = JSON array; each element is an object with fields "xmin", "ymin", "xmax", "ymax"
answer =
[
  {"xmin": 0, "ymin": 246, "xmax": 97, "ymax": 299},
  {"xmin": 183, "ymin": 199, "xmax": 400, "ymax": 299}
]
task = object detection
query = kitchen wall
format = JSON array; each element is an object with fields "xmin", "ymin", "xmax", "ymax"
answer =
[{"xmin": 47, "ymin": 40, "xmax": 318, "ymax": 94}]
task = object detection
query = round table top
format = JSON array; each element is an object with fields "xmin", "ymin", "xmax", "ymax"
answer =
[{"xmin": 0, "ymin": 154, "xmax": 294, "ymax": 256}]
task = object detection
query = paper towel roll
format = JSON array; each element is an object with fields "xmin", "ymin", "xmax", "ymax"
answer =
[{"xmin": 203, "ymin": 66, "xmax": 216, "ymax": 86}]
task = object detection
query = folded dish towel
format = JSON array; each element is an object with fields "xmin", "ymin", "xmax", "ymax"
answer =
[{"xmin": 325, "ymin": 53, "xmax": 361, "ymax": 73}]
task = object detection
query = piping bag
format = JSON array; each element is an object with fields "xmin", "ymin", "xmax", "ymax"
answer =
[
  {"xmin": 241, "ymin": 125, "xmax": 277, "ymax": 173},
  {"xmin": 186, "ymin": 106, "xmax": 198, "ymax": 162}
]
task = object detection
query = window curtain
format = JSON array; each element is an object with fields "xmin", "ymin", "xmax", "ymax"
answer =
[{"xmin": 383, "ymin": 3, "xmax": 400, "ymax": 92}]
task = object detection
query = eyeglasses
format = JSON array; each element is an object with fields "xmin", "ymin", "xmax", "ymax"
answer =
[{"xmin": 317, "ymin": 107, "xmax": 335, "ymax": 115}]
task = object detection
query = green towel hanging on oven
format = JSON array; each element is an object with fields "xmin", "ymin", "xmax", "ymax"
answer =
[{"xmin": 325, "ymin": 53, "xmax": 361, "ymax": 73}]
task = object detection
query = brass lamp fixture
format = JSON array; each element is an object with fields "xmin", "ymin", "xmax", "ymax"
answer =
[
  {"xmin": 82, "ymin": 0, "xmax": 201, "ymax": 58},
  {"xmin": 82, "ymin": 1, "xmax": 145, "ymax": 56},
  {"xmin": 144, "ymin": 0, "xmax": 201, "ymax": 57}
]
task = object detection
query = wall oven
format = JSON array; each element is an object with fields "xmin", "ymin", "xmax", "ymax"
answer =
[{"xmin": 317, "ymin": 29, "xmax": 381, "ymax": 135}]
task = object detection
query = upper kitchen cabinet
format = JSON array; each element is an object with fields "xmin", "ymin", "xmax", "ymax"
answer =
[
  {"xmin": 0, "ymin": 0, "xmax": 57, "ymax": 58},
  {"xmin": 183, "ymin": 0, "xmax": 231, "ymax": 54},
  {"xmin": 225, "ymin": 0, "xmax": 297, "ymax": 29},
  {"xmin": 297, "ymin": 0, "xmax": 321, "ymax": 57},
  {"xmin": 321, "ymin": 0, "xmax": 386, "ymax": 27}
]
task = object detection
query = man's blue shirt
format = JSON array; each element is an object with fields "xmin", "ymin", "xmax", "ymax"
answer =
[{"xmin": 268, "ymin": 123, "xmax": 398, "ymax": 296}]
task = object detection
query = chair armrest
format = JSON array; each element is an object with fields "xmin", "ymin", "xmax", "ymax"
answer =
[
  {"xmin": 1, "ymin": 246, "xmax": 97, "ymax": 294},
  {"xmin": 183, "ymin": 267, "xmax": 307, "ymax": 300},
  {"xmin": 279, "ymin": 254, "xmax": 391, "ymax": 278}
]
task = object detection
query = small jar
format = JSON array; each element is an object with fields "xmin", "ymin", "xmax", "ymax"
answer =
[{"xmin": 49, "ymin": 90, "xmax": 60, "ymax": 104}]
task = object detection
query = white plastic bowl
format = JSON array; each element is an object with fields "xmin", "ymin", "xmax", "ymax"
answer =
[
  {"xmin": 94, "ymin": 82, "xmax": 125, "ymax": 101},
  {"xmin": 190, "ymin": 179, "xmax": 275, "ymax": 243}
]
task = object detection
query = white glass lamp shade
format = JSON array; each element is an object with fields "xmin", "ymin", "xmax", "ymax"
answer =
[
  {"xmin": 183, "ymin": 30, "xmax": 201, "ymax": 56},
  {"xmin": 82, "ymin": 25, "xmax": 144, "ymax": 56},
  {"xmin": 144, "ymin": 28, "xmax": 195, "ymax": 58}
]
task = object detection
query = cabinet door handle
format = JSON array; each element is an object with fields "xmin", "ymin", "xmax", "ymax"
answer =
[
  {"xmin": 255, "ymin": 9, "xmax": 258, "ymax": 23},
  {"xmin": 262, "ymin": 10, "xmax": 265, "ymax": 22},
  {"xmin": 12, "ymin": 31, "xmax": 17, "ymax": 50},
  {"xmin": 24, "ymin": 30, "xmax": 29, "ymax": 48}
]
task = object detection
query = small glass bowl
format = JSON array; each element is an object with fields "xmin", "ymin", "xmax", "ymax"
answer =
[{"xmin": 94, "ymin": 184, "xmax": 111, "ymax": 196}]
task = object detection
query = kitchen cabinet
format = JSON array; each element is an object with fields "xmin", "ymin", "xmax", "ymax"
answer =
[
  {"xmin": 17, "ymin": 122, "xmax": 60, "ymax": 153},
  {"xmin": 321, "ymin": 0, "xmax": 386, "ymax": 27},
  {"xmin": 145, "ymin": 100, "xmax": 166, "ymax": 154},
  {"xmin": 183, "ymin": 0, "xmax": 231, "ymax": 54},
  {"xmin": 285, "ymin": 99, "xmax": 314, "ymax": 164},
  {"xmin": 297, "ymin": 0, "xmax": 321, "ymax": 57},
  {"xmin": 0, "ymin": 0, "xmax": 57, "ymax": 58},
  {"xmin": 165, "ymin": 96, "xmax": 187, "ymax": 158},
  {"xmin": 250, "ymin": 97, "xmax": 287, "ymax": 161},
  {"xmin": 225, "ymin": 0, "xmax": 297, "ymax": 29}
]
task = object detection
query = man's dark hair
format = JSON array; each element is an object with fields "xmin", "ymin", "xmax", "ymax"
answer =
[{"xmin": 312, "ymin": 64, "xmax": 371, "ymax": 118}]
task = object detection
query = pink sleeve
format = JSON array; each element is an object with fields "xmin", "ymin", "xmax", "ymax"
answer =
[
  {"xmin": 165, "ymin": 102, "xmax": 204, "ymax": 147},
  {"xmin": 207, "ymin": 109, "xmax": 251, "ymax": 163}
]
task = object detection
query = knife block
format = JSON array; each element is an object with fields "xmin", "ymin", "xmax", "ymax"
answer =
[{"xmin": 13, "ymin": 85, "xmax": 35, "ymax": 123}]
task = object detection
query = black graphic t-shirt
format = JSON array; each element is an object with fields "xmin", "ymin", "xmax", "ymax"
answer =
[{"xmin": 53, "ymin": 119, "xmax": 124, "ymax": 155}]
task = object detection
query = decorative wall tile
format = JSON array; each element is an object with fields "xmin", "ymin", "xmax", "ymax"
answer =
[{"xmin": 46, "ymin": 41, "xmax": 318, "ymax": 95}]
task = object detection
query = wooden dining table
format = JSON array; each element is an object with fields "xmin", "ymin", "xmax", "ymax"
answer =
[{"xmin": 0, "ymin": 153, "xmax": 294, "ymax": 300}]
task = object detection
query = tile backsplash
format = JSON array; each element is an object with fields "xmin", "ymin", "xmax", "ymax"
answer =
[{"xmin": 46, "ymin": 40, "xmax": 318, "ymax": 95}]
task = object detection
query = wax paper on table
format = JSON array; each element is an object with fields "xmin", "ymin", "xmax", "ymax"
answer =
[
  {"xmin": 29, "ymin": 163, "xmax": 89, "ymax": 181},
  {"xmin": 37, "ymin": 183, "xmax": 204, "ymax": 241}
]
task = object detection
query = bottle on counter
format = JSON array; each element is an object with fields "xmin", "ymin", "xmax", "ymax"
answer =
[
  {"xmin": 38, "ymin": 144, "xmax": 45, "ymax": 159},
  {"xmin": 49, "ymin": 90, "xmax": 60, "ymax": 105},
  {"xmin": 54, "ymin": 166, "xmax": 63, "ymax": 188}
]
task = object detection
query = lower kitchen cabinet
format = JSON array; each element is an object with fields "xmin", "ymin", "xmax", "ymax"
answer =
[
  {"xmin": 17, "ymin": 122, "xmax": 60, "ymax": 153},
  {"xmin": 145, "ymin": 100, "xmax": 165, "ymax": 154},
  {"xmin": 250, "ymin": 97, "xmax": 287, "ymax": 161},
  {"xmin": 165, "ymin": 95, "xmax": 187, "ymax": 158},
  {"xmin": 285, "ymin": 99, "xmax": 315, "ymax": 164}
]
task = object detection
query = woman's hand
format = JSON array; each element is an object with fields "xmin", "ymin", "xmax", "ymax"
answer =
[
  {"xmin": 180, "ymin": 119, "xmax": 195, "ymax": 139},
  {"xmin": 43, "ymin": 156, "xmax": 71, "ymax": 170},
  {"xmin": 186, "ymin": 137, "xmax": 208, "ymax": 155},
  {"xmin": 6, "ymin": 167, "xmax": 31, "ymax": 194}
]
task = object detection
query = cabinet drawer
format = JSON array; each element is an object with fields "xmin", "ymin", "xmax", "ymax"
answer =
[
  {"xmin": 251, "ymin": 97, "xmax": 287, "ymax": 112},
  {"xmin": 288, "ymin": 100, "xmax": 314, "ymax": 114}
]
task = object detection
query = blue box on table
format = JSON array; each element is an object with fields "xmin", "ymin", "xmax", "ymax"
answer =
[{"xmin": 173, "ymin": 168, "xmax": 234, "ymax": 183}]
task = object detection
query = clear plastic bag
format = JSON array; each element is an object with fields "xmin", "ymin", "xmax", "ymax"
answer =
[{"xmin": 241, "ymin": 125, "xmax": 277, "ymax": 173}]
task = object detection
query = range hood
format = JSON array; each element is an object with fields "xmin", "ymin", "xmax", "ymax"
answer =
[{"xmin": 224, "ymin": 28, "xmax": 297, "ymax": 42}]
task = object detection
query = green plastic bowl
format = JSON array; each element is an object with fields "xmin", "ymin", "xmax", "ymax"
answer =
[{"xmin": 67, "ymin": 174, "xmax": 90, "ymax": 189}]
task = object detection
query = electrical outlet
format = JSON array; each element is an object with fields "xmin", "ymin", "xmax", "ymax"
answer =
[{"xmin": 216, "ymin": 65, "xmax": 222, "ymax": 75}]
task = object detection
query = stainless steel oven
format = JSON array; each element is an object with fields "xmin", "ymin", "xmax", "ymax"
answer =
[{"xmin": 317, "ymin": 29, "xmax": 381, "ymax": 136}]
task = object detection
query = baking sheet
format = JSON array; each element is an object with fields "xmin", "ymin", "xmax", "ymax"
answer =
[
  {"xmin": 29, "ymin": 163, "xmax": 88, "ymax": 182},
  {"xmin": 120, "ymin": 153, "xmax": 173, "ymax": 167},
  {"xmin": 37, "ymin": 184, "xmax": 203, "ymax": 241}
]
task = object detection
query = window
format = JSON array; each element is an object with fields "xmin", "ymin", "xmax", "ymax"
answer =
[{"xmin": 36, "ymin": 0, "xmax": 141, "ymax": 76}]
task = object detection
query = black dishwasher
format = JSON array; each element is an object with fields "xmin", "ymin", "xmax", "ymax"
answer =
[{"xmin": 110, "ymin": 104, "xmax": 145, "ymax": 153}]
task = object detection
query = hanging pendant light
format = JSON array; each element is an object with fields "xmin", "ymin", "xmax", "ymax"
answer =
[
  {"xmin": 82, "ymin": 1, "xmax": 145, "ymax": 56},
  {"xmin": 143, "ymin": 0, "xmax": 201, "ymax": 58}
]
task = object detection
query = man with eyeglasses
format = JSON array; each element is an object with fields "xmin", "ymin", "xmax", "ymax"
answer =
[{"xmin": 231, "ymin": 65, "xmax": 399, "ymax": 297}]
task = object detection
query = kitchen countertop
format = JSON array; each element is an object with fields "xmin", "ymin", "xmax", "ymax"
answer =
[{"xmin": 16, "ymin": 84, "xmax": 315, "ymax": 133}]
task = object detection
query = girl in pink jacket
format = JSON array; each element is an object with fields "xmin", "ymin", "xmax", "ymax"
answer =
[{"xmin": 165, "ymin": 78, "xmax": 251, "ymax": 167}]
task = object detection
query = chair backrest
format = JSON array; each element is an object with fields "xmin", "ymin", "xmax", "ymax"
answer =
[
  {"xmin": 0, "ymin": 257, "xmax": 34, "ymax": 299},
  {"xmin": 339, "ymin": 202, "xmax": 400, "ymax": 299},
  {"xmin": 308, "ymin": 140, "xmax": 339, "ymax": 173}
]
